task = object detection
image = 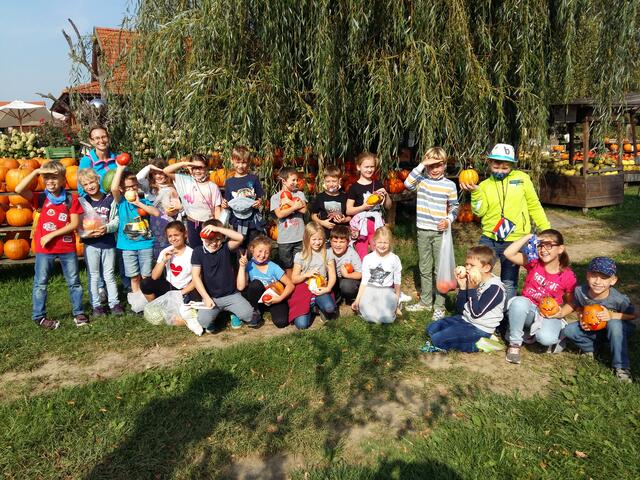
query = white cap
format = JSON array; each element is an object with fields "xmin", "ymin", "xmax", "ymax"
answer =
[{"xmin": 488, "ymin": 143, "xmax": 516, "ymax": 163}]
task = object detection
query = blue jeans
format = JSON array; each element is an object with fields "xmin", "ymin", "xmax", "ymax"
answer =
[
  {"xmin": 507, "ymin": 296, "xmax": 564, "ymax": 346},
  {"xmin": 32, "ymin": 252, "xmax": 84, "ymax": 320},
  {"xmin": 479, "ymin": 235, "xmax": 520, "ymax": 303},
  {"xmin": 427, "ymin": 315, "xmax": 491, "ymax": 352},
  {"xmin": 85, "ymin": 245, "xmax": 119, "ymax": 308},
  {"xmin": 122, "ymin": 248, "xmax": 154, "ymax": 278},
  {"xmin": 564, "ymin": 320, "xmax": 635, "ymax": 369},
  {"xmin": 293, "ymin": 293, "xmax": 336, "ymax": 330}
]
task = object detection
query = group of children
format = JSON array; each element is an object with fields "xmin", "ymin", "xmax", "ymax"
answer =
[{"xmin": 17, "ymin": 127, "xmax": 636, "ymax": 383}]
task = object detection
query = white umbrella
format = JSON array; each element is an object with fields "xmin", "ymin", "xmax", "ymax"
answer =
[{"xmin": 0, "ymin": 100, "xmax": 53, "ymax": 131}]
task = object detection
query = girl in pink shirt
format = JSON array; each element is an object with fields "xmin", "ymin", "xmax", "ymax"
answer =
[{"xmin": 503, "ymin": 229, "xmax": 576, "ymax": 364}]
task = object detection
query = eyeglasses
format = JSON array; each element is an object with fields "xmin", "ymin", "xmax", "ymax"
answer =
[
  {"xmin": 190, "ymin": 165, "xmax": 206, "ymax": 170},
  {"xmin": 537, "ymin": 242, "xmax": 559, "ymax": 251},
  {"xmin": 124, "ymin": 185, "xmax": 138, "ymax": 191},
  {"xmin": 91, "ymin": 136, "xmax": 109, "ymax": 141}
]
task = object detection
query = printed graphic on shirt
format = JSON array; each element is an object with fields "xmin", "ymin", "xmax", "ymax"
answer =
[
  {"xmin": 369, "ymin": 264, "xmax": 391, "ymax": 285},
  {"xmin": 233, "ymin": 186, "xmax": 256, "ymax": 199},
  {"xmin": 123, "ymin": 215, "xmax": 152, "ymax": 240},
  {"xmin": 323, "ymin": 200, "xmax": 343, "ymax": 219}
]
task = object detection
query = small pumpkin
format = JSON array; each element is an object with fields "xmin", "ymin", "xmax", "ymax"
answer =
[
  {"xmin": 267, "ymin": 280, "xmax": 285, "ymax": 295},
  {"xmin": 623, "ymin": 143, "xmax": 634, "ymax": 153},
  {"xmin": 65, "ymin": 165, "xmax": 79, "ymax": 190},
  {"xmin": 60, "ymin": 157, "xmax": 77, "ymax": 167},
  {"xmin": 6, "ymin": 206, "xmax": 33, "ymax": 227},
  {"xmin": 20, "ymin": 158, "xmax": 41, "ymax": 170},
  {"xmin": 344, "ymin": 263, "xmax": 354, "ymax": 274},
  {"xmin": 552, "ymin": 145, "xmax": 565, "ymax": 152},
  {"xmin": 8, "ymin": 194, "xmax": 30, "ymax": 208},
  {"xmin": 366, "ymin": 193, "xmax": 382, "ymax": 206},
  {"xmin": 4, "ymin": 238, "xmax": 30, "ymax": 260},
  {"xmin": 457, "ymin": 203, "xmax": 474, "ymax": 223},
  {"xmin": 538, "ymin": 296, "xmax": 560, "ymax": 318},
  {"xmin": 0, "ymin": 166, "xmax": 8, "ymax": 183},
  {"xmin": 1, "ymin": 158, "xmax": 20, "ymax": 170},
  {"xmin": 384, "ymin": 171, "xmax": 406, "ymax": 194},
  {"xmin": 76, "ymin": 236, "xmax": 84, "ymax": 257},
  {"xmin": 308, "ymin": 274, "xmax": 326, "ymax": 290},
  {"xmin": 35, "ymin": 175, "xmax": 46, "ymax": 191},
  {"xmin": 268, "ymin": 223, "xmax": 278, "ymax": 241},
  {"xmin": 0, "ymin": 196, "xmax": 9, "ymax": 210},
  {"xmin": 581, "ymin": 304, "xmax": 607, "ymax": 331},
  {"xmin": 459, "ymin": 168, "xmax": 479, "ymax": 186},
  {"xmin": 609, "ymin": 143, "xmax": 619, "ymax": 152}
]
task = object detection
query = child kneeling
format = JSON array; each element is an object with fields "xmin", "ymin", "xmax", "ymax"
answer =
[{"xmin": 425, "ymin": 246, "xmax": 505, "ymax": 352}]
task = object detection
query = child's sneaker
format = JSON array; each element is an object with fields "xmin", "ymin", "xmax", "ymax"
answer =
[
  {"xmin": 406, "ymin": 302, "xmax": 430, "ymax": 312},
  {"xmin": 476, "ymin": 336, "xmax": 505, "ymax": 352},
  {"xmin": 580, "ymin": 351, "xmax": 595, "ymax": 359},
  {"xmin": 505, "ymin": 344, "xmax": 521, "ymax": 364},
  {"xmin": 93, "ymin": 306, "xmax": 108, "ymax": 317},
  {"xmin": 399, "ymin": 292, "xmax": 413, "ymax": 304},
  {"xmin": 432, "ymin": 309, "xmax": 446, "ymax": 321},
  {"xmin": 546, "ymin": 338, "xmax": 566, "ymax": 354},
  {"xmin": 73, "ymin": 314, "xmax": 90, "ymax": 327},
  {"xmin": 420, "ymin": 340, "xmax": 447, "ymax": 353},
  {"xmin": 110, "ymin": 304, "xmax": 125, "ymax": 316},
  {"xmin": 36, "ymin": 317, "xmax": 60, "ymax": 330},
  {"xmin": 230, "ymin": 314, "xmax": 243, "ymax": 329},
  {"xmin": 614, "ymin": 368, "xmax": 633, "ymax": 384},
  {"xmin": 247, "ymin": 310, "xmax": 262, "ymax": 328}
]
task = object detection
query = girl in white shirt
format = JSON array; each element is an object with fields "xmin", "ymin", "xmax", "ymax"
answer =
[{"xmin": 352, "ymin": 225, "xmax": 402, "ymax": 324}]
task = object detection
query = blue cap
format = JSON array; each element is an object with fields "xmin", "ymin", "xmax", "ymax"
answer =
[{"xmin": 588, "ymin": 257, "xmax": 617, "ymax": 277}]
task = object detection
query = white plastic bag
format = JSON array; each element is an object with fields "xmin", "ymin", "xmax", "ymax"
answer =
[
  {"xmin": 436, "ymin": 225, "xmax": 457, "ymax": 294},
  {"xmin": 155, "ymin": 187, "xmax": 182, "ymax": 218},
  {"xmin": 78, "ymin": 197, "xmax": 106, "ymax": 238},
  {"xmin": 128, "ymin": 290, "xmax": 149, "ymax": 314},
  {"xmin": 143, "ymin": 290, "xmax": 184, "ymax": 325}
]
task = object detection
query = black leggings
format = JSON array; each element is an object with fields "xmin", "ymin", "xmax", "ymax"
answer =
[
  {"xmin": 141, "ymin": 276, "xmax": 198, "ymax": 302},
  {"xmin": 243, "ymin": 279, "xmax": 289, "ymax": 328}
]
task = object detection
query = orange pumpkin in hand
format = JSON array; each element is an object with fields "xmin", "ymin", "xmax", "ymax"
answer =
[
  {"xmin": 581, "ymin": 304, "xmax": 607, "ymax": 331},
  {"xmin": 538, "ymin": 296, "xmax": 560, "ymax": 318}
]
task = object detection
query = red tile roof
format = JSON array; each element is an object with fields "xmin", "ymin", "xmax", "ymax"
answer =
[{"xmin": 94, "ymin": 27, "xmax": 137, "ymax": 94}]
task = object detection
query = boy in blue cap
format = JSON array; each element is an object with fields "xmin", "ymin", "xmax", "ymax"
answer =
[{"xmin": 564, "ymin": 257, "xmax": 637, "ymax": 383}]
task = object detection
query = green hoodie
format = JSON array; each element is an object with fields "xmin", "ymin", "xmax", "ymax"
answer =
[{"xmin": 470, "ymin": 170, "xmax": 550, "ymax": 242}]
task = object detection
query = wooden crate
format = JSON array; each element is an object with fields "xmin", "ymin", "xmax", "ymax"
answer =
[{"xmin": 539, "ymin": 173, "xmax": 624, "ymax": 209}]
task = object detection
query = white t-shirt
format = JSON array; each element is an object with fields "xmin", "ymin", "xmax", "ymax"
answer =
[
  {"xmin": 157, "ymin": 246, "xmax": 194, "ymax": 289},
  {"xmin": 361, "ymin": 251, "xmax": 402, "ymax": 287},
  {"xmin": 173, "ymin": 173, "xmax": 221, "ymax": 222}
]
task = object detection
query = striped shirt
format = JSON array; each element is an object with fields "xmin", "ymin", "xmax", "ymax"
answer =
[{"xmin": 404, "ymin": 165, "xmax": 459, "ymax": 230}]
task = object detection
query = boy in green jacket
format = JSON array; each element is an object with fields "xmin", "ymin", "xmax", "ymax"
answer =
[{"xmin": 460, "ymin": 143, "xmax": 550, "ymax": 304}]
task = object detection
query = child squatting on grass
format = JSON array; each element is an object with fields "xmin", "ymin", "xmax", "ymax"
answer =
[
  {"xmin": 422, "ymin": 246, "xmax": 505, "ymax": 353},
  {"xmin": 563, "ymin": 257, "xmax": 637, "ymax": 383},
  {"xmin": 14, "ymin": 161, "xmax": 87, "ymax": 329}
]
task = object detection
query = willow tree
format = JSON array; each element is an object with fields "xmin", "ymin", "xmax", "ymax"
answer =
[{"xmin": 99, "ymin": 0, "xmax": 639, "ymax": 180}]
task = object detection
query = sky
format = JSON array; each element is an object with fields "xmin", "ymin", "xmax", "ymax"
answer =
[{"xmin": 0, "ymin": 0, "xmax": 133, "ymax": 106}]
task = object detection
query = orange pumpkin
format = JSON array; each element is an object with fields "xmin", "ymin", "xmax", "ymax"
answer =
[
  {"xmin": 6, "ymin": 166, "xmax": 37, "ymax": 192},
  {"xmin": 4, "ymin": 238, "xmax": 30, "ymax": 260},
  {"xmin": 60, "ymin": 157, "xmax": 77, "ymax": 167},
  {"xmin": 559, "ymin": 152, "xmax": 570, "ymax": 160},
  {"xmin": 552, "ymin": 145, "xmax": 565, "ymax": 152},
  {"xmin": 20, "ymin": 158, "xmax": 41, "ymax": 170},
  {"xmin": 8, "ymin": 194, "xmax": 30, "ymax": 208},
  {"xmin": 65, "ymin": 165, "xmax": 79, "ymax": 190},
  {"xmin": 384, "ymin": 171, "xmax": 406, "ymax": 194},
  {"xmin": 76, "ymin": 236, "xmax": 84, "ymax": 257},
  {"xmin": 6, "ymin": 206, "xmax": 33, "ymax": 226},
  {"xmin": 2, "ymin": 158, "xmax": 20, "ymax": 170},
  {"xmin": 581, "ymin": 304, "xmax": 607, "ymax": 331},
  {"xmin": 0, "ymin": 196, "xmax": 9, "ymax": 210},
  {"xmin": 209, "ymin": 168, "xmax": 234, "ymax": 187},
  {"xmin": 538, "ymin": 296, "xmax": 560, "ymax": 318},
  {"xmin": 0, "ymin": 208, "xmax": 5, "ymax": 225},
  {"xmin": 623, "ymin": 143, "xmax": 633, "ymax": 153},
  {"xmin": 344, "ymin": 263, "xmax": 354, "ymax": 274},
  {"xmin": 609, "ymin": 143, "xmax": 619, "ymax": 152},
  {"xmin": 35, "ymin": 175, "xmax": 46, "ymax": 191},
  {"xmin": 0, "ymin": 166, "xmax": 7, "ymax": 182},
  {"xmin": 267, "ymin": 280, "xmax": 285, "ymax": 295},
  {"xmin": 457, "ymin": 203, "xmax": 474, "ymax": 223},
  {"xmin": 268, "ymin": 223, "xmax": 278, "ymax": 241},
  {"xmin": 459, "ymin": 168, "xmax": 479, "ymax": 186}
]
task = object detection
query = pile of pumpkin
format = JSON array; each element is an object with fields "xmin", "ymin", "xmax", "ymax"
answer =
[{"xmin": 0, "ymin": 157, "xmax": 80, "ymax": 261}]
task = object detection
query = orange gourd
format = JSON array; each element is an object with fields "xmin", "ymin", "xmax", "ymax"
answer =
[
  {"xmin": 459, "ymin": 168, "xmax": 480, "ymax": 186},
  {"xmin": 60, "ymin": 157, "xmax": 77, "ymax": 167},
  {"xmin": 4, "ymin": 238, "xmax": 30, "ymax": 260},
  {"xmin": 8, "ymin": 194, "xmax": 30, "ymax": 208},
  {"xmin": 581, "ymin": 304, "xmax": 607, "ymax": 331},
  {"xmin": 552, "ymin": 145, "xmax": 565, "ymax": 152},
  {"xmin": 6, "ymin": 206, "xmax": 33, "ymax": 226},
  {"xmin": 384, "ymin": 171, "xmax": 406, "ymax": 194},
  {"xmin": 6, "ymin": 166, "xmax": 37, "ymax": 192},
  {"xmin": 20, "ymin": 158, "xmax": 41, "ymax": 170},
  {"xmin": 623, "ymin": 143, "xmax": 633, "ymax": 153},
  {"xmin": 457, "ymin": 203, "xmax": 474, "ymax": 223},
  {"xmin": 2, "ymin": 158, "xmax": 20, "ymax": 170},
  {"xmin": 65, "ymin": 165, "xmax": 79, "ymax": 190},
  {"xmin": 344, "ymin": 263, "xmax": 354, "ymax": 274},
  {"xmin": 538, "ymin": 296, "xmax": 560, "ymax": 318},
  {"xmin": 35, "ymin": 175, "xmax": 46, "ymax": 191}
]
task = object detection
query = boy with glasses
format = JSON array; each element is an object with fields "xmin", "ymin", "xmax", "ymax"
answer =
[{"xmin": 404, "ymin": 147, "xmax": 459, "ymax": 319}]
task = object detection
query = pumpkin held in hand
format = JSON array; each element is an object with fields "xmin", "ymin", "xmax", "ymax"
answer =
[
  {"xmin": 538, "ymin": 296, "xmax": 560, "ymax": 318},
  {"xmin": 366, "ymin": 193, "xmax": 382, "ymax": 206},
  {"xmin": 344, "ymin": 263, "xmax": 354, "ymax": 274},
  {"xmin": 459, "ymin": 168, "xmax": 479, "ymax": 186},
  {"xmin": 581, "ymin": 304, "xmax": 607, "ymax": 331}
]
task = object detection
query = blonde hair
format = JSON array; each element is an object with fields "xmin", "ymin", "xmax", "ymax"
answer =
[
  {"xmin": 355, "ymin": 151, "xmax": 380, "ymax": 167},
  {"xmin": 40, "ymin": 161, "xmax": 66, "ymax": 177},
  {"xmin": 77, "ymin": 168, "xmax": 100, "ymax": 185},
  {"xmin": 231, "ymin": 146, "xmax": 251, "ymax": 163},
  {"xmin": 249, "ymin": 234, "xmax": 273, "ymax": 253},
  {"xmin": 373, "ymin": 225, "xmax": 394, "ymax": 249},
  {"xmin": 422, "ymin": 147, "xmax": 447, "ymax": 164},
  {"xmin": 301, "ymin": 222, "xmax": 327, "ymax": 265}
]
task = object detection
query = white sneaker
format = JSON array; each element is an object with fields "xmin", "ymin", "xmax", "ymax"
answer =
[
  {"xmin": 185, "ymin": 315, "xmax": 204, "ymax": 336},
  {"xmin": 432, "ymin": 309, "xmax": 446, "ymax": 321},
  {"xmin": 547, "ymin": 338, "xmax": 566, "ymax": 354},
  {"xmin": 399, "ymin": 292, "xmax": 413, "ymax": 304},
  {"xmin": 406, "ymin": 302, "xmax": 430, "ymax": 312}
]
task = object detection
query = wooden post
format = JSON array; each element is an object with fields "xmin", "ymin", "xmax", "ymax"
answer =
[
  {"xmin": 631, "ymin": 110, "xmax": 638, "ymax": 159},
  {"xmin": 617, "ymin": 120, "xmax": 624, "ymax": 169},
  {"xmin": 568, "ymin": 123, "xmax": 575, "ymax": 164},
  {"xmin": 582, "ymin": 117, "xmax": 590, "ymax": 177}
]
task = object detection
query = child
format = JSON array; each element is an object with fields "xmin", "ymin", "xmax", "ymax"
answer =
[
  {"xmin": 137, "ymin": 158, "xmax": 182, "ymax": 258},
  {"xmin": 352, "ymin": 226, "xmax": 402, "ymax": 324},
  {"xmin": 222, "ymin": 146, "xmax": 266, "ymax": 248},
  {"xmin": 237, "ymin": 235, "xmax": 295, "ymax": 328},
  {"xmin": 460, "ymin": 143, "xmax": 551, "ymax": 303},
  {"xmin": 14, "ymin": 161, "xmax": 87, "ymax": 328},
  {"xmin": 424, "ymin": 246, "xmax": 505, "ymax": 353},
  {"xmin": 191, "ymin": 219, "xmax": 256, "ymax": 332},
  {"xmin": 288, "ymin": 222, "xmax": 337, "ymax": 329},
  {"xmin": 310, "ymin": 165, "xmax": 351, "ymax": 238},
  {"xmin": 346, "ymin": 152, "xmax": 392, "ymax": 259},
  {"xmin": 270, "ymin": 167, "xmax": 307, "ymax": 277},
  {"xmin": 111, "ymin": 164, "xmax": 161, "ymax": 295},
  {"xmin": 164, "ymin": 154, "xmax": 222, "ymax": 248},
  {"xmin": 77, "ymin": 168, "xmax": 123, "ymax": 316},
  {"xmin": 326, "ymin": 225, "xmax": 362, "ymax": 304},
  {"xmin": 141, "ymin": 221, "xmax": 196, "ymax": 302},
  {"xmin": 563, "ymin": 257, "xmax": 637, "ymax": 383},
  {"xmin": 503, "ymin": 229, "xmax": 577, "ymax": 364},
  {"xmin": 404, "ymin": 147, "xmax": 459, "ymax": 319}
]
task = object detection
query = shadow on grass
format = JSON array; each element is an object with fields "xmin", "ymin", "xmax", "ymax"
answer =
[
  {"xmin": 297, "ymin": 458, "xmax": 463, "ymax": 479},
  {"xmin": 85, "ymin": 368, "xmax": 243, "ymax": 480}
]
